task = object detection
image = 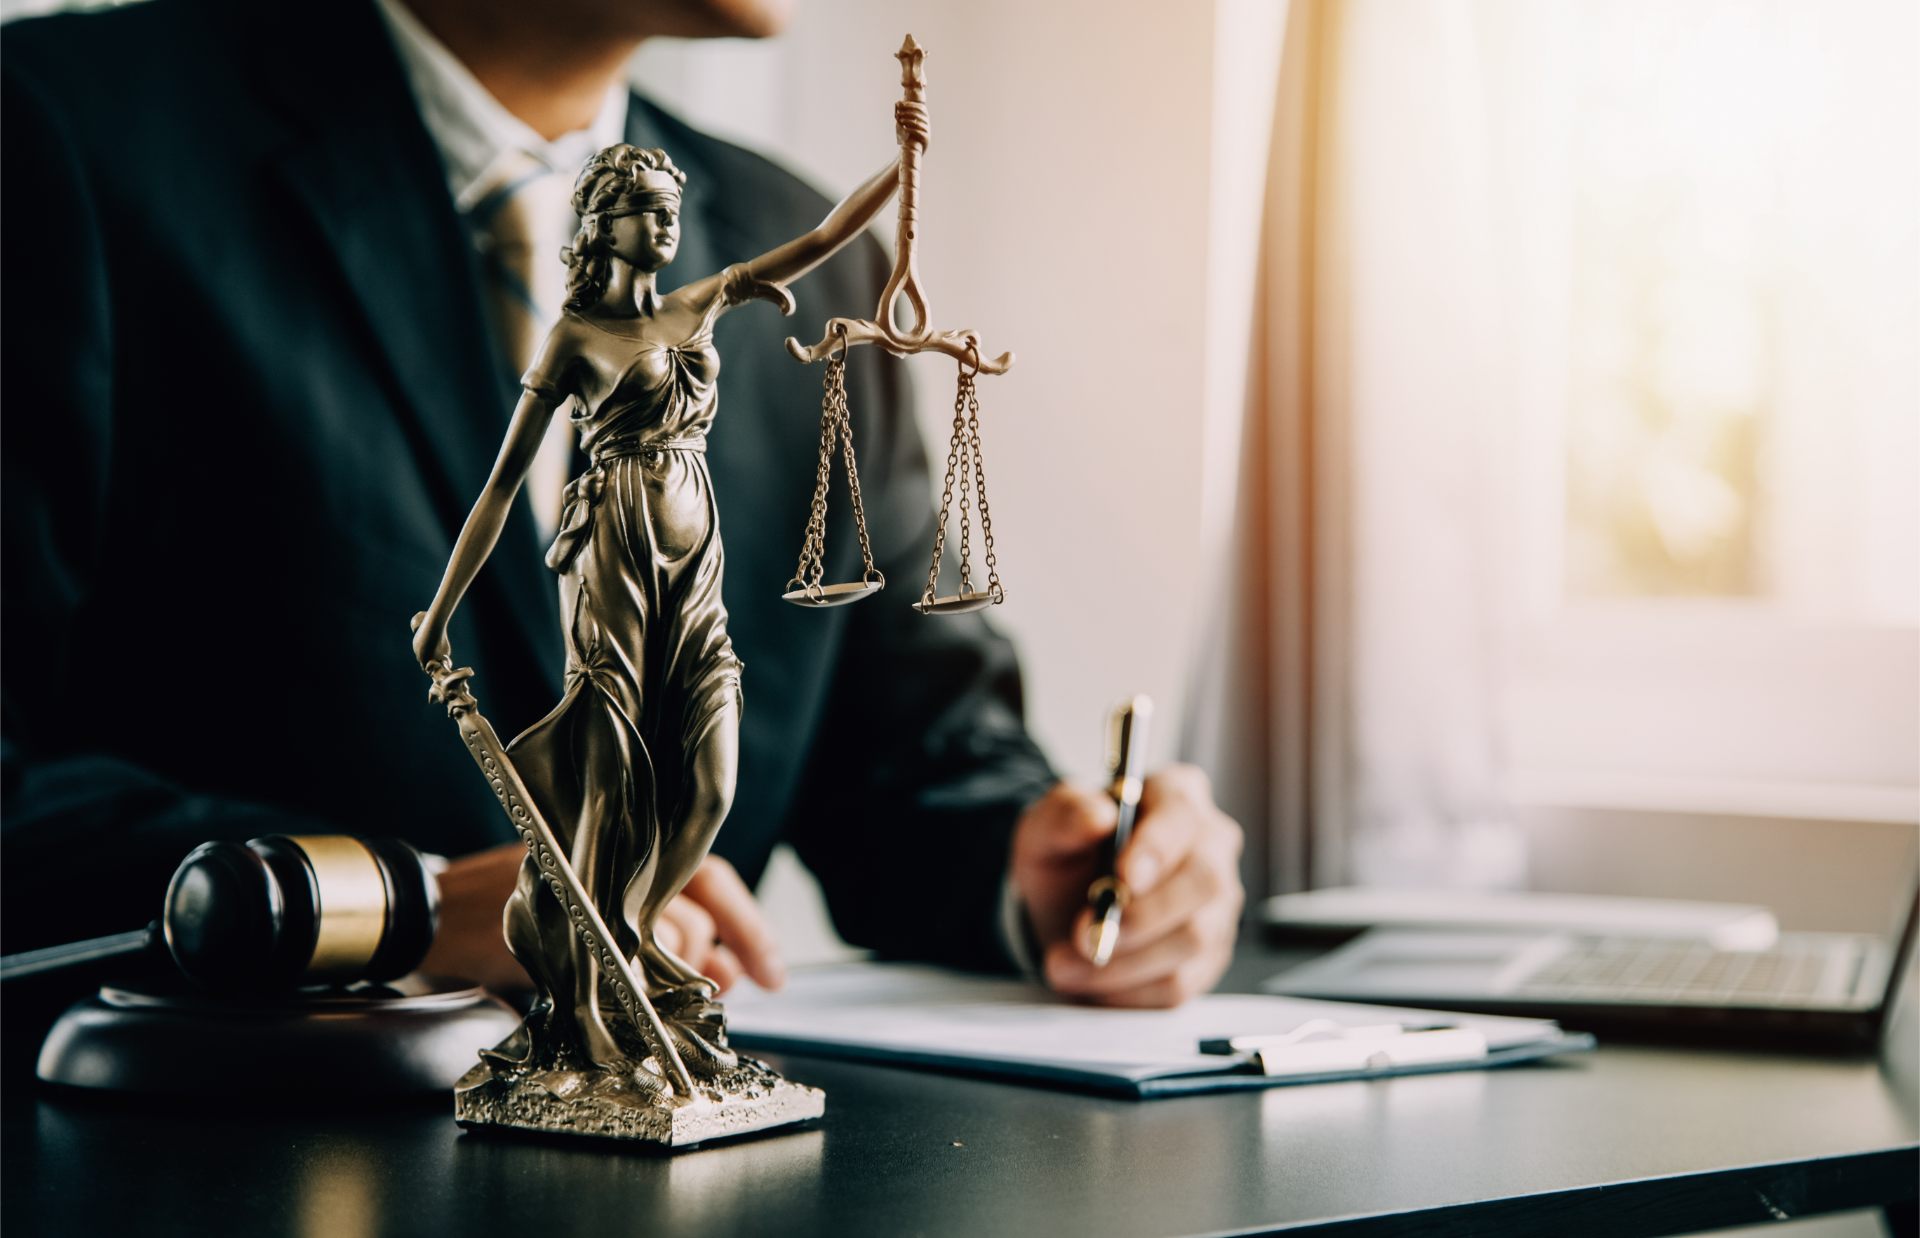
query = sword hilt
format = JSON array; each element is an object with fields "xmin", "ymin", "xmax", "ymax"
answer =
[{"xmin": 424, "ymin": 659, "xmax": 477, "ymax": 715}]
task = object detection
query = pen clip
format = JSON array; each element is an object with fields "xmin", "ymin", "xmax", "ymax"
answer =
[{"xmin": 1106, "ymin": 695, "xmax": 1153, "ymax": 796}]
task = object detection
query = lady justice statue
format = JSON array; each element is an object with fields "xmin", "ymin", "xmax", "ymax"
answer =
[{"xmin": 411, "ymin": 38, "xmax": 1008, "ymax": 1146}]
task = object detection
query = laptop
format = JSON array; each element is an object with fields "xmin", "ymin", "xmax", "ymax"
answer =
[{"xmin": 1264, "ymin": 884, "xmax": 1919, "ymax": 1051}]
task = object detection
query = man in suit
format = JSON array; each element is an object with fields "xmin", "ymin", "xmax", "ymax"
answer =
[{"xmin": 1, "ymin": 0, "xmax": 1244, "ymax": 1015}]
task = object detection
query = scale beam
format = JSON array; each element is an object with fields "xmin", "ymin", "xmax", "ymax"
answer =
[
  {"xmin": 785, "ymin": 35, "xmax": 1015, "ymax": 376},
  {"xmin": 785, "ymin": 319, "xmax": 1012, "ymax": 374}
]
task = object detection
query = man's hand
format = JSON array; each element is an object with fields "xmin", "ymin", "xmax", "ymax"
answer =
[
  {"xmin": 419, "ymin": 846, "xmax": 785, "ymax": 995},
  {"xmin": 419, "ymin": 842, "xmax": 529, "ymax": 992},
  {"xmin": 1010, "ymin": 766, "xmax": 1245, "ymax": 1008},
  {"xmin": 650, "ymin": 857, "xmax": 786, "ymax": 994}
]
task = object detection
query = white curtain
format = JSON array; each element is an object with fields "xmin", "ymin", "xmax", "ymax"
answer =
[
  {"xmin": 1191, "ymin": 0, "xmax": 1528, "ymax": 895},
  {"xmin": 1329, "ymin": 0, "xmax": 1533, "ymax": 887}
]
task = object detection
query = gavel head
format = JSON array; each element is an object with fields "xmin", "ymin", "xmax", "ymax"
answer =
[{"xmin": 161, "ymin": 835, "xmax": 440, "ymax": 992}]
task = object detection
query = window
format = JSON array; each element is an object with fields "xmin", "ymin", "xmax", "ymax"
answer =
[
  {"xmin": 1330, "ymin": 0, "xmax": 1917, "ymax": 887},
  {"xmin": 1506, "ymin": 0, "xmax": 1917, "ymax": 821}
]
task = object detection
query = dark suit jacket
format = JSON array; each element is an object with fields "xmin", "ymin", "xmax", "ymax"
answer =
[{"xmin": 1, "ymin": 0, "xmax": 1054, "ymax": 973}]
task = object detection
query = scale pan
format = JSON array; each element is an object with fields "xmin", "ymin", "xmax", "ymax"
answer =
[
  {"xmin": 911, "ymin": 590, "xmax": 1000, "ymax": 615},
  {"xmin": 783, "ymin": 580, "xmax": 885, "ymax": 608}
]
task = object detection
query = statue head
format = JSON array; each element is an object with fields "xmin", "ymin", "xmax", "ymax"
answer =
[{"xmin": 563, "ymin": 145, "xmax": 689, "ymax": 309}]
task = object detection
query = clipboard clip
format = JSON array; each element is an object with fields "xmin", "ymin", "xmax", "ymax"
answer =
[{"xmin": 1199, "ymin": 1019, "xmax": 1491, "ymax": 1079}]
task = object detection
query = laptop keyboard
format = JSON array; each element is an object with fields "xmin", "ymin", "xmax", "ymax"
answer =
[{"xmin": 1514, "ymin": 937, "xmax": 1849, "ymax": 1006}]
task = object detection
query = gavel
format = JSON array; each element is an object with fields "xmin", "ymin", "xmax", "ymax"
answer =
[{"xmin": 0, "ymin": 835, "xmax": 440, "ymax": 991}]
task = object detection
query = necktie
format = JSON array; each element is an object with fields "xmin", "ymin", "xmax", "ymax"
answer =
[{"xmin": 468, "ymin": 150, "xmax": 578, "ymax": 541}]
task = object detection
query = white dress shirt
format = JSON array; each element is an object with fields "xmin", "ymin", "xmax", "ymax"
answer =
[{"xmin": 372, "ymin": 0, "xmax": 628, "ymax": 213}]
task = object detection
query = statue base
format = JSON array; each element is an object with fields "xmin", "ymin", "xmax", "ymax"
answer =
[{"xmin": 453, "ymin": 1055, "xmax": 824, "ymax": 1148}]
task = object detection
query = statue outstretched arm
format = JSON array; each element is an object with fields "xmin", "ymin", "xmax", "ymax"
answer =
[
  {"xmin": 743, "ymin": 154, "xmax": 903, "ymax": 290},
  {"xmin": 681, "ymin": 104, "xmax": 927, "ymax": 311},
  {"xmin": 411, "ymin": 387, "xmax": 557, "ymax": 667}
]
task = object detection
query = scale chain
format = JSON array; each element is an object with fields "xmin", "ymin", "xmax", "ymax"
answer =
[
  {"xmin": 791, "ymin": 351, "xmax": 845, "ymax": 596},
  {"xmin": 922, "ymin": 372, "xmax": 965, "ymax": 605},
  {"xmin": 837, "ymin": 380, "xmax": 880, "ymax": 578},
  {"xmin": 956, "ymin": 404, "xmax": 975, "ymax": 598},
  {"xmin": 964, "ymin": 372, "xmax": 1004, "ymax": 602},
  {"xmin": 787, "ymin": 342, "xmax": 882, "ymax": 603}
]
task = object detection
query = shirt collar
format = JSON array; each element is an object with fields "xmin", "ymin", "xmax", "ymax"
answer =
[{"xmin": 373, "ymin": 0, "xmax": 630, "ymax": 213}]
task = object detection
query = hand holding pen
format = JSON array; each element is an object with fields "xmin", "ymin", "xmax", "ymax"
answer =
[{"xmin": 1006, "ymin": 702, "xmax": 1248, "ymax": 1009}]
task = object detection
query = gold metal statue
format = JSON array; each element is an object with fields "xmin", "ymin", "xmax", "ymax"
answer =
[{"xmin": 410, "ymin": 35, "xmax": 1011, "ymax": 1146}]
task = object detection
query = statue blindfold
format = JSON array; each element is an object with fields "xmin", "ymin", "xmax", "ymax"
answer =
[{"xmin": 600, "ymin": 189, "xmax": 682, "ymax": 218}]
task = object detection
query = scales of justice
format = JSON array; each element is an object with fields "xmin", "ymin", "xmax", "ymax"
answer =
[{"xmin": 410, "ymin": 36, "xmax": 1013, "ymax": 1146}]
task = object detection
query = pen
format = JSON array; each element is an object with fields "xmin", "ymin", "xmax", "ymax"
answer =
[
  {"xmin": 1088, "ymin": 695, "xmax": 1153, "ymax": 967},
  {"xmin": 1196, "ymin": 1020, "xmax": 1451, "ymax": 1055},
  {"xmin": 1197, "ymin": 1023, "xmax": 1490, "ymax": 1078}
]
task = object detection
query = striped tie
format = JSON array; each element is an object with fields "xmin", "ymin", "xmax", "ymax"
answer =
[{"xmin": 468, "ymin": 150, "xmax": 577, "ymax": 541}]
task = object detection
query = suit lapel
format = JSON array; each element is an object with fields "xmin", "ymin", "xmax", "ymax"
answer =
[
  {"xmin": 271, "ymin": 133, "xmax": 504, "ymax": 502},
  {"xmin": 234, "ymin": 0, "xmax": 560, "ymax": 695}
]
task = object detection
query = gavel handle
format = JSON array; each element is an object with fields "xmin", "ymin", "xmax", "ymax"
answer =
[{"xmin": 0, "ymin": 924, "xmax": 158, "ymax": 983}]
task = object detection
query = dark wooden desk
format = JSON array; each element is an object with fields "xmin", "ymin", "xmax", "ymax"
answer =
[{"xmin": 4, "ymin": 947, "xmax": 1915, "ymax": 1237}]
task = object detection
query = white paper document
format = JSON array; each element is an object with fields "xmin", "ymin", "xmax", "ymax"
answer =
[{"xmin": 723, "ymin": 963, "xmax": 1590, "ymax": 1098}]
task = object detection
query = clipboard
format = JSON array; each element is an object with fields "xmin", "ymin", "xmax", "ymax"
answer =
[{"xmin": 722, "ymin": 963, "xmax": 1594, "ymax": 1100}]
